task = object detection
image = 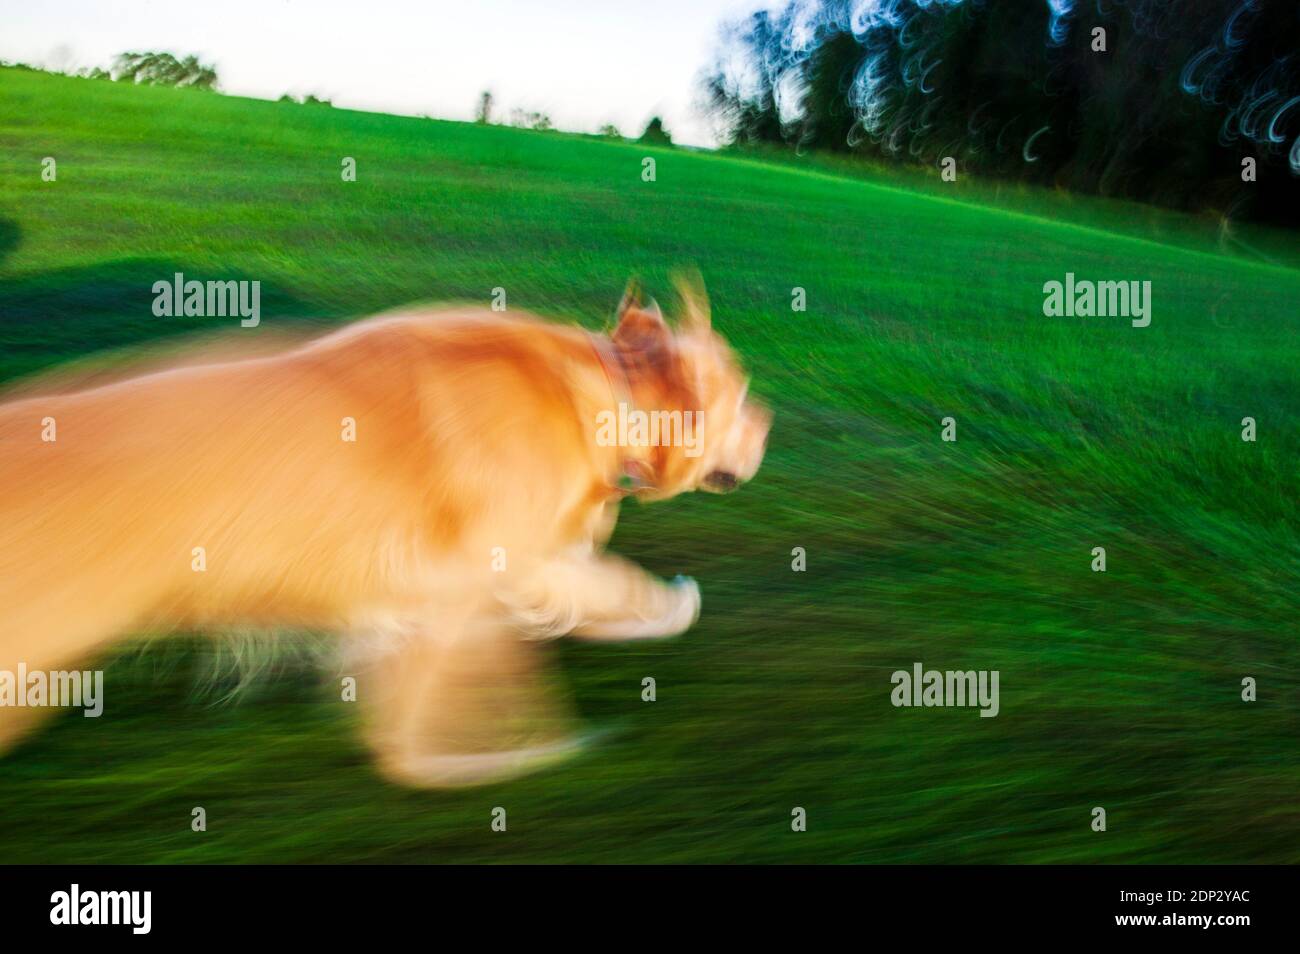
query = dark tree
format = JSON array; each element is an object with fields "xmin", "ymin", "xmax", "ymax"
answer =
[{"xmin": 639, "ymin": 116, "xmax": 673, "ymax": 145}]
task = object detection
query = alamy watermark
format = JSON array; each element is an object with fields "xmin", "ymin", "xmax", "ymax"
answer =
[
  {"xmin": 1042, "ymin": 272, "xmax": 1151, "ymax": 327},
  {"xmin": 152, "ymin": 272, "xmax": 260, "ymax": 327},
  {"xmin": 0, "ymin": 665, "xmax": 104, "ymax": 717},
  {"xmin": 596, "ymin": 402, "xmax": 703, "ymax": 458},
  {"xmin": 891, "ymin": 663, "xmax": 1000, "ymax": 718},
  {"xmin": 50, "ymin": 884, "xmax": 151, "ymax": 934}
]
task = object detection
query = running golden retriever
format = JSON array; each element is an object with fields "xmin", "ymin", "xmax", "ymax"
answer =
[{"xmin": 0, "ymin": 275, "xmax": 770, "ymax": 785}]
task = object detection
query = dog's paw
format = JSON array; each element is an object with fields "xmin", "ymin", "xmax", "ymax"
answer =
[
  {"xmin": 664, "ymin": 574, "xmax": 701, "ymax": 634},
  {"xmin": 378, "ymin": 734, "xmax": 588, "ymax": 789},
  {"xmin": 573, "ymin": 575, "xmax": 701, "ymax": 641}
]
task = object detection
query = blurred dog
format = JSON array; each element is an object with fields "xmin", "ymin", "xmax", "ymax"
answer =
[{"xmin": 0, "ymin": 274, "xmax": 770, "ymax": 785}]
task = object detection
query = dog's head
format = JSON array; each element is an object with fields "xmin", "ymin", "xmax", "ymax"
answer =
[{"xmin": 608, "ymin": 274, "xmax": 771, "ymax": 499}]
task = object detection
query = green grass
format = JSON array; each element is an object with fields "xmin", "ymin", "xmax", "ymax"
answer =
[{"xmin": 1, "ymin": 68, "xmax": 1297, "ymax": 864}]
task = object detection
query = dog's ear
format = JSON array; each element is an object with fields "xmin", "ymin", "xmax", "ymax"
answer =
[
  {"xmin": 613, "ymin": 281, "xmax": 671, "ymax": 365},
  {"xmin": 616, "ymin": 279, "xmax": 644, "ymax": 319},
  {"xmin": 672, "ymin": 268, "xmax": 710, "ymax": 333}
]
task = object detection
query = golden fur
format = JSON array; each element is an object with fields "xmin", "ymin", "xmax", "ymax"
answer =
[{"xmin": 0, "ymin": 276, "xmax": 770, "ymax": 785}]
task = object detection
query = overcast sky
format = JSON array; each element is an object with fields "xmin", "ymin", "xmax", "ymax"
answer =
[{"xmin": 0, "ymin": 0, "xmax": 774, "ymax": 147}]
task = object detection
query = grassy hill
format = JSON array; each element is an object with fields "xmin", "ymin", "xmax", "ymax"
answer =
[{"xmin": 0, "ymin": 67, "xmax": 1297, "ymax": 863}]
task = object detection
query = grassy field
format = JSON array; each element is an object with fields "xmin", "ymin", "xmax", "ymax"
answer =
[{"xmin": 1, "ymin": 67, "xmax": 1297, "ymax": 864}]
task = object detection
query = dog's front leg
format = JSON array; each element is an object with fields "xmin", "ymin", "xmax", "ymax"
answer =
[{"xmin": 505, "ymin": 553, "xmax": 701, "ymax": 641}]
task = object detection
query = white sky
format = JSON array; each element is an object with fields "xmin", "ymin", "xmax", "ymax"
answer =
[{"xmin": 0, "ymin": 0, "xmax": 770, "ymax": 146}]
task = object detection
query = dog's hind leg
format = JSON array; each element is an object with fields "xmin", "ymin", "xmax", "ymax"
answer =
[{"xmin": 354, "ymin": 603, "xmax": 582, "ymax": 788}]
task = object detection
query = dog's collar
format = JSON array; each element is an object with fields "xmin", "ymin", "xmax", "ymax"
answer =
[{"xmin": 588, "ymin": 332, "xmax": 655, "ymax": 495}]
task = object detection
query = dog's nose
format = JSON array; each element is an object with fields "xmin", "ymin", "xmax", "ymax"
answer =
[{"xmin": 704, "ymin": 470, "xmax": 740, "ymax": 492}]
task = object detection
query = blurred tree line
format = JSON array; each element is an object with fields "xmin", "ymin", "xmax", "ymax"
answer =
[
  {"xmin": 702, "ymin": 0, "xmax": 1300, "ymax": 225},
  {"xmin": 19, "ymin": 50, "xmax": 334, "ymax": 107},
  {"xmin": 278, "ymin": 93, "xmax": 333, "ymax": 107},
  {"xmin": 90, "ymin": 52, "xmax": 219, "ymax": 90},
  {"xmin": 3, "ymin": 51, "xmax": 220, "ymax": 90},
  {"xmin": 473, "ymin": 89, "xmax": 672, "ymax": 143}
]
